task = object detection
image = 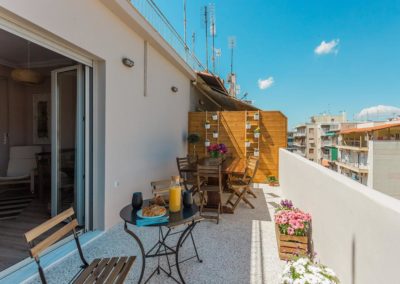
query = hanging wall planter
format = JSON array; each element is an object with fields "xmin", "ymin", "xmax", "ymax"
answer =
[
  {"xmin": 213, "ymin": 131, "xmax": 218, "ymax": 138},
  {"xmin": 254, "ymin": 127, "xmax": 260, "ymax": 139},
  {"xmin": 246, "ymin": 122, "xmax": 251, "ymax": 130},
  {"xmin": 245, "ymin": 140, "xmax": 251, "ymax": 148},
  {"xmin": 254, "ymin": 112, "xmax": 259, "ymax": 120},
  {"xmin": 205, "ymin": 121, "xmax": 211, "ymax": 129},
  {"xmin": 254, "ymin": 148, "xmax": 260, "ymax": 157},
  {"xmin": 212, "ymin": 113, "xmax": 218, "ymax": 121},
  {"xmin": 205, "ymin": 139, "xmax": 211, "ymax": 147}
]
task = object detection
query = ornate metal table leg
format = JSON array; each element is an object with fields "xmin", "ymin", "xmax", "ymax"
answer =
[
  {"xmin": 124, "ymin": 222, "xmax": 146, "ymax": 284},
  {"xmin": 175, "ymin": 221, "xmax": 202, "ymax": 284}
]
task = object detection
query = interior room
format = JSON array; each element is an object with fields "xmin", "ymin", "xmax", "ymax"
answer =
[{"xmin": 0, "ymin": 28, "xmax": 80, "ymax": 270}]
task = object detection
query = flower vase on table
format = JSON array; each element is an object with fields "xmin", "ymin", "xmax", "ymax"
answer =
[{"xmin": 207, "ymin": 143, "xmax": 227, "ymax": 161}]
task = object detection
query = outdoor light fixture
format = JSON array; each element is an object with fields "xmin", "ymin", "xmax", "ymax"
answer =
[
  {"xmin": 171, "ymin": 86, "xmax": 179, "ymax": 93},
  {"xmin": 122, "ymin": 57, "xmax": 134, "ymax": 68}
]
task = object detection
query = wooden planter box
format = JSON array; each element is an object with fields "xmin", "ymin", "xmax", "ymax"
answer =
[
  {"xmin": 268, "ymin": 181, "xmax": 280, "ymax": 187},
  {"xmin": 275, "ymin": 224, "xmax": 309, "ymax": 260}
]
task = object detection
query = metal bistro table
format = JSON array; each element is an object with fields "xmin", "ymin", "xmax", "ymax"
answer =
[{"xmin": 120, "ymin": 200, "xmax": 202, "ymax": 284}]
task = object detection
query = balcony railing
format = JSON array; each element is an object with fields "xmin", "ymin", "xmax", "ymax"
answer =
[
  {"xmin": 130, "ymin": 0, "xmax": 205, "ymax": 71},
  {"xmin": 279, "ymin": 149, "xmax": 400, "ymax": 283}
]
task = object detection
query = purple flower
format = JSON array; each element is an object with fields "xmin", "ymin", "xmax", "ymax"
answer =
[{"xmin": 280, "ymin": 199, "xmax": 293, "ymax": 209}]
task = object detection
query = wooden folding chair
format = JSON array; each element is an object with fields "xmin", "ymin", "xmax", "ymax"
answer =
[
  {"xmin": 177, "ymin": 156, "xmax": 203, "ymax": 196},
  {"xmin": 225, "ymin": 156, "xmax": 259, "ymax": 212},
  {"xmin": 197, "ymin": 164, "xmax": 223, "ymax": 224},
  {"xmin": 24, "ymin": 208, "xmax": 136, "ymax": 284}
]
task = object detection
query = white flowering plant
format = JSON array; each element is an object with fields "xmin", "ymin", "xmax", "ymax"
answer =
[{"xmin": 280, "ymin": 257, "xmax": 340, "ymax": 284}]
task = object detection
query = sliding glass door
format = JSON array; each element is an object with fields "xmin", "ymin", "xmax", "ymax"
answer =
[{"xmin": 51, "ymin": 65, "xmax": 86, "ymax": 226}]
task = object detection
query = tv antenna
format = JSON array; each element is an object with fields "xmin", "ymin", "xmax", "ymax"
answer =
[
  {"xmin": 228, "ymin": 36, "xmax": 236, "ymax": 74},
  {"xmin": 201, "ymin": 5, "xmax": 209, "ymax": 71},
  {"xmin": 209, "ymin": 4, "xmax": 216, "ymax": 73}
]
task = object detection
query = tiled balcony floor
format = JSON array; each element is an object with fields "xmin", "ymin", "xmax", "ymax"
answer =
[{"xmin": 27, "ymin": 185, "xmax": 285, "ymax": 284}]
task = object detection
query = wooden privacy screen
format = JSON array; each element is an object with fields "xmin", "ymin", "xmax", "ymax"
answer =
[{"xmin": 188, "ymin": 111, "xmax": 287, "ymax": 183}]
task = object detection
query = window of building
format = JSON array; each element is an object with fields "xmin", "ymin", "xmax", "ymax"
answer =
[
  {"xmin": 396, "ymin": 133, "xmax": 400, "ymax": 140},
  {"xmin": 309, "ymin": 128, "xmax": 314, "ymax": 134},
  {"xmin": 309, "ymin": 148, "xmax": 314, "ymax": 154}
]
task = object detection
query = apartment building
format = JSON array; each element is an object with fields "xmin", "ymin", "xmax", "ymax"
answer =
[
  {"xmin": 336, "ymin": 121, "xmax": 400, "ymax": 199},
  {"xmin": 293, "ymin": 113, "xmax": 347, "ymax": 163}
]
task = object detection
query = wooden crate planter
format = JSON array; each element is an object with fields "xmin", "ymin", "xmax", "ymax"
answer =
[{"xmin": 275, "ymin": 224, "xmax": 309, "ymax": 261}]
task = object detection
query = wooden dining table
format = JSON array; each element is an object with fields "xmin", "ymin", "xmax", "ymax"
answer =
[{"xmin": 180, "ymin": 157, "xmax": 247, "ymax": 214}]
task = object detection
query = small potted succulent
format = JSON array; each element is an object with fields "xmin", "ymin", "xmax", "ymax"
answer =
[
  {"xmin": 246, "ymin": 122, "xmax": 251, "ymax": 130},
  {"xmin": 205, "ymin": 139, "xmax": 211, "ymax": 147},
  {"xmin": 267, "ymin": 175, "xmax": 279, "ymax": 186},
  {"xmin": 254, "ymin": 148, "xmax": 260, "ymax": 157},
  {"xmin": 245, "ymin": 140, "xmax": 251, "ymax": 148},
  {"xmin": 212, "ymin": 112, "xmax": 218, "ymax": 121},
  {"xmin": 254, "ymin": 127, "xmax": 260, "ymax": 138},
  {"xmin": 204, "ymin": 120, "xmax": 211, "ymax": 129},
  {"xmin": 213, "ymin": 131, "xmax": 218, "ymax": 138},
  {"xmin": 254, "ymin": 112, "xmax": 259, "ymax": 120}
]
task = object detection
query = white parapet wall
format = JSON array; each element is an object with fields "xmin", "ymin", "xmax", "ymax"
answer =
[{"xmin": 279, "ymin": 149, "xmax": 400, "ymax": 284}]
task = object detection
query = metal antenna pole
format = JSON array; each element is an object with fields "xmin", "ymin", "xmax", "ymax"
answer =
[
  {"xmin": 209, "ymin": 4, "xmax": 216, "ymax": 73},
  {"xmin": 204, "ymin": 6, "xmax": 209, "ymax": 71},
  {"xmin": 183, "ymin": 0, "xmax": 187, "ymax": 46}
]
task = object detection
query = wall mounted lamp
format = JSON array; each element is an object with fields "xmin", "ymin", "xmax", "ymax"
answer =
[{"xmin": 122, "ymin": 57, "xmax": 135, "ymax": 68}]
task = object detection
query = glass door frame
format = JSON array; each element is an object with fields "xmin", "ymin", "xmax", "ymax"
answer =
[{"xmin": 51, "ymin": 65, "xmax": 86, "ymax": 226}]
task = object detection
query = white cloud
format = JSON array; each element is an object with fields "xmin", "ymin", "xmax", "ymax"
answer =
[
  {"xmin": 314, "ymin": 39, "xmax": 340, "ymax": 55},
  {"xmin": 258, "ymin": 76, "xmax": 274, "ymax": 90},
  {"xmin": 356, "ymin": 105, "xmax": 400, "ymax": 120}
]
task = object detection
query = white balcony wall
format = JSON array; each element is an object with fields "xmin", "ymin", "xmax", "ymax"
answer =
[{"xmin": 280, "ymin": 149, "xmax": 400, "ymax": 284}]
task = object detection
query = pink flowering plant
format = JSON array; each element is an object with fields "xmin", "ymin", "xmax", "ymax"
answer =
[
  {"xmin": 275, "ymin": 208, "xmax": 311, "ymax": 236},
  {"xmin": 207, "ymin": 143, "xmax": 227, "ymax": 158}
]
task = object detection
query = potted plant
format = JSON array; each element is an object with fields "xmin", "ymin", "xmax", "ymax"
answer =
[
  {"xmin": 245, "ymin": 140, "xmax": 251, "ymax": 147},
  {"xmin": 267, "ymin": 175, "xmax": 279, "ymax": 186},
  {"xmin": 204, "ymin": 120, "xmax": 211, "ymax": 129},
  {"xmin": 254, "ymin": 112, "xmax": 259, "ymax": 120},
  {"xmin": 246, "ymin": 122, "xmax": 251, "ymax": 130},
  {"xmin": 274, "ymin": 202, "xmax": 312, "ymax": 260},
  {"xmin": 212, "ymin": 112, "xmax": 218, "ymax": 121},
  {"xmin": 207, "ymin": 143, "xmax": 227, "ymax": 159},
  {"xmin": 213, "ymin": 131, "xmax": 218, "ymax": 138},
  {"xmin": 187, "ymin": 133, "xmax": 200, "ymax": 157},
  {"xmin": 254, "ymin": 127, "xmax": 260, "ymax": 138},
  {"xmin": 280, "ymin": 257, "xmax": 339, "ymax": 284},
  {"xmin": 205, "ymin": 139, "xmax": 211, "ymax": 147},
  {"xmin": 254, "ymin": 148, "xmax": 260, "ymax": 157}
]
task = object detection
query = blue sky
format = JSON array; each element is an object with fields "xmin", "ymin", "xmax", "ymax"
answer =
[{"xmin": 153, "ymin": 0, "xmax": 400, "ymax": 128}]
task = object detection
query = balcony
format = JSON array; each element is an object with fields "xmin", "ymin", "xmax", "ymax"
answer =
[
  {"xmin": 293, "ymin": 132, "xmax": 306, "ymax": 137},
  {"xmin": 337, "ymin": 141, "xmax": 368, "ymax": 152},
  {"xmin": 335, "ymin": 160, "xmax": 369, "ymax": 173}
]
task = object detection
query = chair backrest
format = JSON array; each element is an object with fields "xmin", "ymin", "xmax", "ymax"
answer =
[
  {"xmin": 7, "ymin": 146, "xmax": 42, "ymax": 177},
  {"xmin": 242, "ymin": 156, "xmax": 259, "ymax": 184},
  {"xmin": 176, "ymin": 157, "xmax": 190, "ymax": 178},
  {"xmin": 150, "ymin": 179, "xmax": 171, "ymax": 197},
  {"xmin": 197, "ymin": 164, "xmax": 222, "ymax": 191}
]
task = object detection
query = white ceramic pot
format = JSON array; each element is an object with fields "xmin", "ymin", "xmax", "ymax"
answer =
[
  {"xmin": 246, "ymin": 123, "xmax": 251, "ymax": 130},
  {"xmin": 254, "ymin": 132, "xmax": 260, "ymax": 139},
  {"xmin": 205, "ymin": 140, "xmax": 211, "ymax": 147},
  {"xmin": 254, "ymin": 113, "xmax": 259, "ymax": 120},
  {"xmin": 254, "ymin": 149, "xmax": 260, "ymax": 157},
  {"xmin": 205, "ymin": 123, "xmax": 210, "ymax": 129},
  {"xmin": 212, "ymin": 114, "xmax": 218, "ymax": 121},
  {"xmin": 245, "ymin": 141, "xmax": 251, "ymax": 147},
  {"xmin": 213, "ymin": 132, "xmax": 218, "ymax": 138}
]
